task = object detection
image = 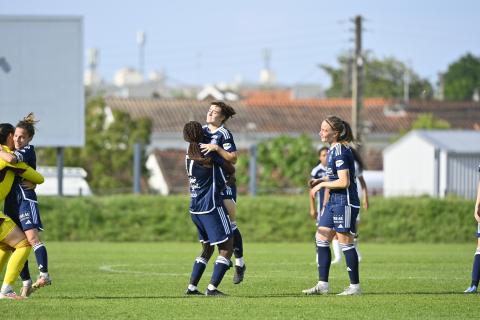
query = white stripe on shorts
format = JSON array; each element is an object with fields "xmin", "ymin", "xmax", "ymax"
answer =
[
  {"xmin": 344, "ymin": 206, "xmax": 350, "ymax": 228},
  {"xmin": 218, "ymin": 207, "xmax": 230, "ymax": 235}
]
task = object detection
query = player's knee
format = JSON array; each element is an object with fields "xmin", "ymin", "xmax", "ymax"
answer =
[
  {"xmin": 201, "ymin": 244, "xmax": 215, "ymax": 260},
  {"xmin": 217, "ymin": 238, "xmax": 234, "ymax": 257},
  {"xmin": 316, "ymin": 227, "xmax": 332, "ymax": 239},
  {"xmin": 27, "ymin": 237, "xmax": 41, "ymax": 247}
]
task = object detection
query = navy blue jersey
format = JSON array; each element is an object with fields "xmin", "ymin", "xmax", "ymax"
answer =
[
  {"xmin": 14, "ymin": 144, "xmax": 37, "ymax": 201},
  {"xmin": 326, "ymin": 143, "xmax": 360, "ymax": 208},
  {"xmin": 4, "ymin": 145, "xmax": 37, "ymax": 217},
  {"xmin": 186, "ymin": 155, "xmax": 227, "ymax": 214},
  {"xmin": 203, "ymin": 125, "xmax": 237, "ymax": 153},
  {"xmin": 311, "ymin": 163, "xmax": 327, "ymax": 211}
]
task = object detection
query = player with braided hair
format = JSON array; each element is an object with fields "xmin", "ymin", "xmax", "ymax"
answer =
[
  {"xmin": 183, "ymin": 121, "xmax": 235, "ymax": 296},
  {"xmin": 3, "ymin": 113, "xmax": 51, "ymax": 296}
]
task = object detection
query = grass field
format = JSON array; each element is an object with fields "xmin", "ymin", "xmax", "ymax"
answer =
[{"xmin": 2, "ymin": 242, "xmax": 480, "ymax": 319}]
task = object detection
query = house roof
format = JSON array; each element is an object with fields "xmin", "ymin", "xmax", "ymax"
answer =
[
  {"xmin": 408, "ymin": 130, "xmax": 480, "ymax": 153},
  {"xmin": 105, "ymin": 97, "xmax": 430, "ymax": 135}
]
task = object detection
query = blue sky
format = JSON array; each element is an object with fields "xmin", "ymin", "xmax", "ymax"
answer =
[{"xmin": 2, "ymin": 0, "xmax": 479, "ymax": 87}]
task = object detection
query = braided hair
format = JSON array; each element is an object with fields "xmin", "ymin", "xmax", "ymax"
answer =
[
  {"xmin": 16, "ymin": 112, "xmax": 38, "ymax": 138},
  {"xmin": 183, "ymin": 121, "xmax": 211, "ymax": 166}
]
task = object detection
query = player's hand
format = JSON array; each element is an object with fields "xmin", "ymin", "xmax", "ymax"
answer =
[
  {"xmin": 363, "ymin": 199, "xmax": 369, "ymax": 210},
  {"xmin": 309, "ymin": 179, "xmax": 321, "ymax": 188},
  {"xmin": 199, "ymin": 143, "xmax": 218, "ymax": 155},
  {"xmin": 310, "ymin": 209, "xmax": 318, "ymax": 220},
  {"xmin": 21, "ymin": 180, "xmax": 37, "ymax": 190},
  {"xmin": 310, "ymin": 183, "xmax": 323, "ymax": 198}
]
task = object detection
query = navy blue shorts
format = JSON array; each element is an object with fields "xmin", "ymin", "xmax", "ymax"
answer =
[
  {"xmin": 318, "ymin": 202, "xmax": 359, "ymax": 235},
  {"xmin": 18, "ymin": 200, "xmax": 43, "ymax": 231},
  {"xmin": 221, "ymin": 184, "xmax": 237, "ymax": 202},
  {"xmin": 191, "ymin": 206, "xmax": 232, "ymax": 245}
]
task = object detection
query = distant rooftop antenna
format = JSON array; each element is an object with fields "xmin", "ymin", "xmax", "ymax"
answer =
[
  {"xmin": 263, "ymin": 48, "xmax": 271, "ymax": 71},
  {"xmin": 137, "ymin": 30, "xmax": 146, "ymax": 79},
  {"xmin": 87, "ymin": 48, "xmax": 99, "ymax": 71},
  {"xmin": 260, "ymin": 48, "xmax": 275, "ymax": 86}
]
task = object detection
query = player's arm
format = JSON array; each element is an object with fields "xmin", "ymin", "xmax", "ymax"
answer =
[
  {"xmin": 309, "ymin": 176, "xmax": 329, "ymax": 188},
  {"xmin": 474, "ymin": 181, "xmax": 480, "ymax": 223},
  {"xmin": 323, "ymin": 188, "xmax": 331, "ymax": 208},
  {"xmin": 7, "ymin": 162, "xmax": 44, "ymax": 185},
  {"xmin": 0, "ymin": 147, "xmax": 17, "ymax": 163},
  {"xmin": 311, "ymin": 169, "xmax": 350, "ymax": 195},
  {"xmin": 211, "ymin": 153, "xmax": 235, "ymax": 175},
  {"xmin": 309, "ymin": 190, "xmax": 317, "ymax": 220},
  {"xmin": 358, "ymin": 175, "xmax": 369, "ymax": 210},
  {"xmin": 200, "ymin": 143, "xmax": 237, "ymax": 164}
]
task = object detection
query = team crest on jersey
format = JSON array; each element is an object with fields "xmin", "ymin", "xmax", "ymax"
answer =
[
  {"xmin": 335, "ymin": 160, "xmax": 344, "ymax": 167},
  {"xmin": 223, "ymin": 143, "xmax": 231, "ymax": 150}
]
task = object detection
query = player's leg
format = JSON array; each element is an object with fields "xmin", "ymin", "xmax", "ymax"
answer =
[
  {"xmin": 464, "ymin": 230, "xmax": 480, "ymax": 293},
  {"xmin": 0, "ymin": 242, "xmax": 13, "ymax": 270},
  {"xmin": 335, "ymin": 206, "xmax": 361, "ymax": 296},
  {"xmin": 186, "ymin": 214, "xmax": 212, "ymax": 295},
  {"xmin": 354, "ymin": 214, "xmax": 362, "ymax": 262},
  {"xmin": 224, "ymin": 197, "xmax": 246, "ymax": 284},
  {"xmin": 19, "ymin": 261, "xmax": 33, "ymax": 297},
  {"xmin": 20, "ymin": 200, "xmax": 51, "ymax": 289},
  {"xmin": 205, "ymin": 206, "xmax": 233, "ymax": 296},
  {"xmin": 186, "ymin": 242, "xmax": 214, "ymax": 295},
  {"xmin": 303, "ymin": 203, "xmax": 335, "ymax": 295},
  {"xmin": 0, "ymin": 220, "xmax": 31, "ymax": 300},
  {"xmin": 206, "ymin": 237, "xmax": 233, "ymax": 296},
  {"xmin": 331, "ymin": 234, "xmax": 342, "ymax": 264}
]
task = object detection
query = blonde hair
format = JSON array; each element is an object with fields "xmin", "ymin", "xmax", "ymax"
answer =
[{"xmin": 16, "ymin": 112, "xmax": 39, "ymax": 138}]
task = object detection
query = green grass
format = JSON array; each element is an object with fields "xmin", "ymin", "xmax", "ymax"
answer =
[{"xmin": 2, "ymin": 242, "xmax": 480, "ymax": 319}]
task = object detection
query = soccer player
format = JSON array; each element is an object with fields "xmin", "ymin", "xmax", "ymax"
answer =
[
  {"xmin": 0, "ymin": 123, "xmax": 44, "ymax": 300},
  {"xmin": 183, "ymin": 121, "xmax": 234, "ymax": 296},
  {"xmin": 302, "ymin": 115, "xmax": 362, "ymax": 296},
  {"xmin": 3, "ymin": 113, "xmax": 51, "ymax": 297},
  {"xmin": 327, "ymin": 147, "xmax": 369, "ymax": 265},
  {"xmin": 464, "ymin": 164, "xmax": 480, "ymax": 293},
  {"xmin": 308, "ymin": 147, "xmax": 344, "ymax": 264},
  {"xmin": 199, "ymin": 101, "xmax": 246, "ymax": 284}
]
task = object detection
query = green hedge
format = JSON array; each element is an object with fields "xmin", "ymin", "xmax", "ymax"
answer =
[{"xmin": 37, "ymin": 195, "xmax": 476, "ymax": 243}]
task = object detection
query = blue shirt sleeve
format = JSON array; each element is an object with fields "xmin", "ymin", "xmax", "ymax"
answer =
[
  {"xmin": 333, "ymin": 152, "xmax": 349, "ymax": 171},
  {"xmin": 13, "ymin": 145, "xmax": 36, "ymax": 167}
]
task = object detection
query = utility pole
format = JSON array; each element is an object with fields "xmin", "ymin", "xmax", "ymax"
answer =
[{"xmin": 351, "ymin": 15, "xmax": 363, "ymax": 143}]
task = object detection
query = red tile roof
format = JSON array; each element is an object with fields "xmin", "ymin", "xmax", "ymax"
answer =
[{"xmin": 105, "ymin": 97, "xmax": 427, "ymax": 135}]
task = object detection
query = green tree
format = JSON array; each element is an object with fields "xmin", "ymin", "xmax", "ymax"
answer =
[
  {"xmin": 37, "ymin": 97, "xmax": 151, "ymax": 193},
  {"xmin": 392, "ymin": 113, "xmax": 450, "ymax": 142},
  {"xmin": 410, "ymin": 113, "xmax": 450, "ymax": 130},
  {"xmin": 321, "ymin": 53, "xmax": 433, "ymax": 99},
  {"xmin": 443, "ymin": 53, "xmax": 480, "ymax": 101},
  {"xmin": 236, "ymin": 134, "xmax": 316, "ymax": 193}
]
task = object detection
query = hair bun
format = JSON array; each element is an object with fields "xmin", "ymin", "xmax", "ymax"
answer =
[{"xmin": 23, "ymin": 112, "xmax": 38, "ymax": 124}]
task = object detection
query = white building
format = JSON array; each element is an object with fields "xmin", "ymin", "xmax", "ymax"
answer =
[
  {"xmin": 383, "ymin": 130, "xmax": 480, "ymax": 199},
  {"xmin": 36, "ymin": 166, "xmax": 92, "ymax": 196}
]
